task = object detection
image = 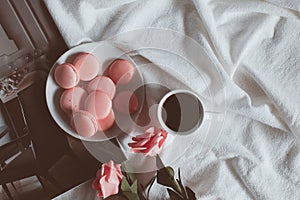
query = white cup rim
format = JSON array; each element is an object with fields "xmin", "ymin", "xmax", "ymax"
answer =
[{"xmin": 157, "ymin": 89, "xmax": 204, "ymax": 136}]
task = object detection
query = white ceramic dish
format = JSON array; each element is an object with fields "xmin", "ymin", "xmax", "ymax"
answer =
[{"xmin": 46, "ymin": 42, "xmax": 143, "ymax": 142}]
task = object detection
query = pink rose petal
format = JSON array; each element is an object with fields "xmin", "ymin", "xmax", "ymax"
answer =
[
  {"xmin": 128, "ymin": 127, "xmax": 168, "ymax": 157},
  {"xmin": 92, "ymin": 160, "xmax": 123, "ymax": 199}
]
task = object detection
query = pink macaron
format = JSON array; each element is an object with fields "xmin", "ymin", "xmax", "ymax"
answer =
[
  {"xmin": 113, "ymin": 91, "xmax": 139, "ymax": 114},
  {"xmin": 98, "ymin": 110, "xmax": 115, "ymax": 131},
  {"xmin": 87, "ymin": 76, "xmax": 116, "ymax": 99},
  {"xmin": 71, "ymin": 110, "xmax": 98, "ymax": 137},
  {"xmin": 84, "ymin": 91, "xmax": 112, "ymax": 119},
  {"xmin": 108, "ymin": 59, "xmax": 135, "ymax": 85},
  {"xmin": 60, "ymin": 87, "xmax": 87, "ymax": 115},
  {"xmin": 54, "ymin": 63, "xmax": 79, "ymax": 89},
  {"xmin": 73, "ymin": 53, "xmax": 100, "ymax": 81}
]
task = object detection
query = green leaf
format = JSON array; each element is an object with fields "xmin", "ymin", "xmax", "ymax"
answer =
[
  {"xmin": 176, "ymin": 168, "xmax": 187, "ymax": 199},
  {"xmin": 167, "ymin": 188, "xmax": 184, "ymax": 200},
  {"xmin": 157, "ymin": 167, "xmax": 181, "ymax": 194},
  {"xmin": 137, "ymin": 184, "xmax": 147, "ymax": 200},
  {"xmin": 130, "ymin": 180, "xmax": 138, "ymax": 194},
  {"xmin": 138, "ymin": 190, "xmax": 148, "ymax": 200},
  {"xmin": 185, "ymin": 187, "xmax": 196, "ymax": 200},
  {"xmin": 176, "ymin": 179, "xmax": 187, "ymax": 199},
  {"xmin": 121, "ymin": 177, "xmax": 138, "ymax": 194},
  {"xmin": 178, "ymin": 168, "xmax": 182, "ymax": 182},
  {"xmin": 157, "ymin": 167, "xmax": 173, "ymax": 187},
  {"xmin": 156, "ymin": 155, "xmax": 165, "ymax": 169},
  {"xmin": 121, "ymin": 177, "xmax": 131, "ymax": 192},
  {"xmin": 127, "ymin": 172, "xmax": 137, "ymax": 185},
  {"xmin": 121, "ymin": 163, "xmax": 137, "ymax": 184},
  {"xmin": 166, "ymin": 166, "xmax": 175, "ymax": 178}
]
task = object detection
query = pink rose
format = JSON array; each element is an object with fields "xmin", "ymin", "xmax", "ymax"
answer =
[
  {"xmin": 128, "ymin": 127, "xmax": 168, "ymax": 157},
  {"xmin": 92, "ymin": 160, "xmax": 123, "ymax": 199}
]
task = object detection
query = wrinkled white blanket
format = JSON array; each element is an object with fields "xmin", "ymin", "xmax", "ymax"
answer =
[{"xmin": 44, "ymin": 0, "xmax": 300, "ymax": 199}]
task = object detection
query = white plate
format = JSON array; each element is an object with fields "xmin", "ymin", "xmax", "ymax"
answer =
[{"xmin": 46, "ymin": 42, "xmax": 144, "ymax": 142}]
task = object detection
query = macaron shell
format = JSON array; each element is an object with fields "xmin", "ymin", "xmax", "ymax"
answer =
[
  {"xmin": 54, "ymin": 63, "xmax": 79, "ymax": 89},
  {"xmin": 73, "ymin": 53, "xmax": 100, "ymax": 81},
  {"xmin": 87, "ymin": 76, "xmax": 116, "ymax": 99},
  {"xmin": 108, "ymin": 59, "xmax": 135, "ymax": 85},
  {"xmin": 84, "ymin": 91, "xmax": 112, "ymax": 119},
  {"xmin": 113, "ymin": 91, "xmax": 139, "ymax": 114},
  {"xmin": 71, "ymin": 110, "xmax": 98, "ymax": 137},
  {"xmin": 60, "ymin": 87, "xmax": 87, "ymax": 115},
  {"xmin": 98, "ymin": 110, "xmax": 115, "ymax": 131}
]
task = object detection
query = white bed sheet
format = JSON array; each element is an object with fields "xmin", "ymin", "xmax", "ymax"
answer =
[{"xmin": 44, "ymin": 0, "xmax": 300, "ymax": 199}]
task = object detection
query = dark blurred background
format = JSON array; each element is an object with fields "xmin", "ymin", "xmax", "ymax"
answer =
[{"xmin": 0, "ymin": 0, "xmax": 100, "ymax": 199}]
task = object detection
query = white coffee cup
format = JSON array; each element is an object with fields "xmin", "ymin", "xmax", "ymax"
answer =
[{"xmin": 157, "ymin": 89, "xmax": 205, "ymax": 136}]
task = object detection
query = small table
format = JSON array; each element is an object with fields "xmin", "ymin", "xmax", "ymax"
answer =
[
  {"xmin": 53, "ymin": 180, "xmax": 98, "ymax": 200},
  {"xmin": 0, "ymin": 125, "xmax": 9, "ymax": 139},
  {"xmin": 0, "ymin": 125, "xmax": 15, "ymax": 147}
]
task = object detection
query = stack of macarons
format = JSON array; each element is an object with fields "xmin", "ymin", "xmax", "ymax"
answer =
[{"xmin": 54, "ymin": 52, "xmax": 139, "ymax": 138}]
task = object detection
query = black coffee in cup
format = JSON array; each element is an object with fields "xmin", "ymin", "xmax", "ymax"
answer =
[{"xmin": 161, "ymin": 92, "xmax": 203, "ymax": 134}]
